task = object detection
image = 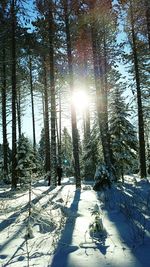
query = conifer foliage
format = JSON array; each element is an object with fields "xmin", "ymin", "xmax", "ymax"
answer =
[
  {"xmin": 16, "ymin": 134, "xmax": 36, "ymax": 186},
  {"xmin": 109, "ymin": 76, "xmax": 138, "ymax": 180}
]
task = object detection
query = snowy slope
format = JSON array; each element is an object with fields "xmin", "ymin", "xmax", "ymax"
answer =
[{"xmin": 0, "ymin": 176, "xmax": 150, "ymax": 267}]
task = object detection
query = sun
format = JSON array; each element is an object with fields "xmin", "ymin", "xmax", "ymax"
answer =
[{"xmin": 72, "ymin": 90, "xmax": 89, "ymax": 112}]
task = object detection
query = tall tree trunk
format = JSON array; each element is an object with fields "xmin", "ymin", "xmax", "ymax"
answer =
[
  {"xmin": 11, "ymin": 0, "xmax": 18, "ymax": 189},
  {"xmin": 17, "ymin": 86, "xmax": 21, "ymax": 138},
  {"xmin": 43, "ymin": 57, "xmax": 51, "ymax": 178},
  {"xmin": 57, "ymin": 93, "xmax": 62, "ymax": 166},
  {"xmin": 130, "ymin": 0, "xmax": 147, "ymax": 178},
  {"xmin": 63, "ymin": 0, "xmax": 81, "ymax": 188},
  {"xmin": 48, "ymin": 2, "xmax": 57, "ymax": 185},
  {"xmin": 29, "ymin": 55, "xmax": 36, "ymax": 149},
  {"xmin": 83, "ymin": 55, "xmax": 91, "ymax": 143},
  {"xmin": 90, "ymin": 2, "xmax": 114, "ymax": 180},
  {"xmin": 145, "ymin": 0, "xmax": 150, "ymax": 49},
  {"xmin": 2, "ymin": 46, "xmax": 8, "ymax": 177}
]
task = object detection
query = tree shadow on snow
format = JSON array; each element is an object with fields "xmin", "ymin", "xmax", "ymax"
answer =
[
  {"xmin": 98, "ymin": 185, "xmax": 150, "ymax": 267},
  {"xmin": 0, "ymin": 185, "xmax": 64, "ymax": 257},
  {"xmin": 0, "ymin": 186, "xmax": 64, "ymax": 233},
  {"xmin": 1, "ymin": 240, "xmax": 26, "ymax": 267},
  {"xmin": 50, "ymin": 189, "xmax": 81, "ymax": 267}
]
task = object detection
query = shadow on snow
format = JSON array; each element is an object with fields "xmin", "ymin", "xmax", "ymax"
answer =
[{"xmin": 50, "ymin": 189, "xmax": 81, "ymax": 267}]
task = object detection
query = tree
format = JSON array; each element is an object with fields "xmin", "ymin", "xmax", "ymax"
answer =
[
  {"xmin": 61, "ymin": 127, "xmax": 73, "ymax": 176},
  {"xmin": 82, "ymin": 119, "xmax": 103, "ymax": 180},
  {"xmin": 120, "ymin": 0, "xmax": 147, "ymax": 178},
  {"xmin": 16, "ymin": 134, "xmax": 36, "ymax": 187},
  {"xmin": 62, "ymin": 0, "xmax": 81, "ymax": 188},
  {"xmin": 35, "ymin": 0, "xmax": 57, "ymax": 185},
  {"xmin": 11, "ymin": 0, "xmax": 18, "ymax": 189},
  {"xmin": 48, "ymin": 1, "xmax": 57, "ymax": 184},
  {"xmin": 0, "ymin": 1, "xmax": 9, "ymax": 179},
  {"xmin": 86, "ymin": 0, "xmax": 116, "ymax": 180},
  {"xmin": 109, "ymin": 72, "xmax": 138, "ymax": 180},
  {"xmin": 43, "ymin": 57, "xmax": 51, "ymax": 176},
  {"xmin": 145, "ymin": 0, "xmax": 150, "ymax": 49}
]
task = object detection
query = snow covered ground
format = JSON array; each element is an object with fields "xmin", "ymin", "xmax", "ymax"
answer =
[{"xmin": 0, "ymin": 175, "xmax": 150, "ymax": 267}]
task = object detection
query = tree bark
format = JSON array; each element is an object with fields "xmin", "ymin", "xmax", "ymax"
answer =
[
  {"xmin": 56, "ymin": 93, "xmax": 62, "ymax": 166},
  {"xmin": 89, "ymin": 1, "xmax": 114, "ymax": 180},
  {"xmin": 2, "ymin": 46, "xmax": 8, "ymax": 177},
  {"xmin": 63, "ymin": 0, "xmax": 81, "ymax": 188},
  {"xmin": 43, "ymin": 57, "xmax": 51, "ymax": 177},
  {"xmin": 29, "ymin": 55, "xmax": 36, "ymax": 149},
  {"xmin": 83, "ymin": 54, "xmax": 91, "ymax": 143},
  {"xmin": 130, "ymin": 0, "xmax": 147, "ymax": 178},
  {"xmin": 11, "ymin": 0, "xmax": 18, "ymax": 189},
  {"xmin": 17, "ymin": 86, "xmax": 21, "ymax": 138},
  {"xmin": 145, "ymin": 0, "xmax": 150, "ymax": 49},
  {"xmin": 48, "ymin": 2, "xmax": 57, "ymax": 185}
]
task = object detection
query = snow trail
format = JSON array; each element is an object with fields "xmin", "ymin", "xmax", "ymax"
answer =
[{"xmin": 49, "ymin": 185, "xmax": 143, "ymax": 267}]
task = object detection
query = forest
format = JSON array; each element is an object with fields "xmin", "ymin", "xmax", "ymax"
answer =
[
  {"xmin": 0, "ymin": 1, "xmax": 150, "ymax": 266},
  {"xmin": 0, "ymin": 0, "xmax": 150, "ymax": 187}
]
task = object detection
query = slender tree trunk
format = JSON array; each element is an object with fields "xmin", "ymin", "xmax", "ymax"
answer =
[
  {"xmin": 17, "ymin": 86, "xmax": 21, "ymax": 138},
  {"xmin": 48, "ymin": 2, "xmax": 57, "ymax": 185},
  {"xmin": 63, "ymin": 0, "xmax": 81, "ymax": 188},
  {"xmin": 57, "ymin": 93, "xmax": 62, "ymax": 166},
  {"xmin": 130, "ymin": 0, "xmax": 147, "ymax": 178},
  {"xmin": 11, "ymin": 0, "xmax": 18, "ymax": 189},
  {"xmin": 43, "ymin": 57, "xmax": 51, "ymax": 178},
  {"xmin": 83, "ymin": 56, "xmax": 91, "ymax": 143},
  {"xmin": 29, "ymin": 55, "xmax": 36, "ymax": 149},
  {"xmin": 2, "ymin": 46, "xmax": 8, "ymax": 177},
  {"xmin": 145, "ymin": 0, "xmax": 150, "ymax": 49},
  {"xmin": 102, "ymin": 28, "xmax": 112, "ymax": 164},
  {"xmin": 90, "ymin": 2, "xmax": 114, "ymax": 180}
]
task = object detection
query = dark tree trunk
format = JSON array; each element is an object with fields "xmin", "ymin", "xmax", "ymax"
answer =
[
  {"xmin": 63, "ymin": 0, "xmax": 81, "ymax": 188},
  {"xmin": 43, "ymin": 57, "xmax": 51, "ymax": 178},
  {"xmin": 89, "ymin": 1, "xmax": 114, "ymax": 180},
  {"xmin": 29, "ymin": 55, "xmax": 36, "ymax": 149},
  {"xmin": 130, "ymin": 0, "xmax": 147, "ymax": 178},
  {"xmin": 56, "ymin": 93, "xmax": 62, "ymax": 166},
  {"xmin": 83, "ymin": 56, "xmax": 91, "ymax": 143},
  {"xmin": 59, "ymin": 95, "xmax": 62, "ymax": 166},
  {"xmin": 17, "ymin": 86, "xmax": 21, "ymax": 138},
  {"xmin": 11, "ymin": 0, "xmax": 18, "ymax": 189},
  {"xmin": 48, "ymin": 2, "xmax": 57, "ymax": 185},
  {"xmin": 2, "ymin": 46, "xmax": 8, "ymax": 177},
  {"xmin": 145, "ymin": 0, "xmax": 150, "ymax": 49}
]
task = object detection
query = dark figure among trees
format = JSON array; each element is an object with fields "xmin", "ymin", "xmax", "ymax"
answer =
[{"xmin": 56, "ymin": 166, "xmax": 63, "ymax": 186}]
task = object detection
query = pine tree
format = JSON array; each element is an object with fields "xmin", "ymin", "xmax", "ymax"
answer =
[
  {"xmin": 61, "ymin": 127, "xmax": 73, "ymax": 176},
  {"xmin": 120, "ymin": 0, "xmax": 147, "ymax": 178},
  {"xmin": 16, "ymin": 134, "xmax": 36, "ymax": 187},
  {"xmin": 62, "ymin": 0, "xmax": 81, "ymax": 187},
  {"xmin": 11, "ymin": 0, "xmax": 18, "ymax": 189},
  {"xmin": 109, "ymin": 73, "xmax": 138, "ymax": 180},
  {"xmin": 85, "ymin": 0, "xmax": 117, "ymax": 181},
  {"xmin": 82, "ymin": 119, "xmax": 103, "ymax": 180},
  {"xmin": 0, "ymin": 1, "xmax": 9, "ymax": 179}
]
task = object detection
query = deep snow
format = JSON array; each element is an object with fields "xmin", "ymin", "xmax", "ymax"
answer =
[{"xmin": 0, "ymin": 175, "xmax": 150, "ymax": 267}]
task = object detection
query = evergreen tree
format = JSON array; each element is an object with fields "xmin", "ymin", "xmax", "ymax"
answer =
[
  {"xmin": 61, "ymin": 127, "xmax": 73, "ymax": 176},
  {"xmin": 109, "ymin": 73, "xmax": 138, "ymax": 180},
  {"xmin": 120, "ymin": 0, "xmax": 148, "ymax": 178},
  {"xmin": 62, "ymin": 0, "xmax": 81, "ymax": 187},
  {"xmin": 85, "ymin": 0, "xmax": 117, "ymax": 181},
  {"xmin": 82, "ymin": 118, "xmax": 103, "ymax": 180},
  {"xmin": 16, "ymin": 134, "xmax": 36, "ymax": 187},
  {"xmin": 38, "ymin": 128, "xmax": 48, "ymax": 172},
  {"xmin": 0, "ymin": 1, "xmax": 9, "ymax": 179}
]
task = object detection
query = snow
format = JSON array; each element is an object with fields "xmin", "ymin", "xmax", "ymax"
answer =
[{"xmin": 0, "ymin": 176, "xmax": 150, "ymax": 267}]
